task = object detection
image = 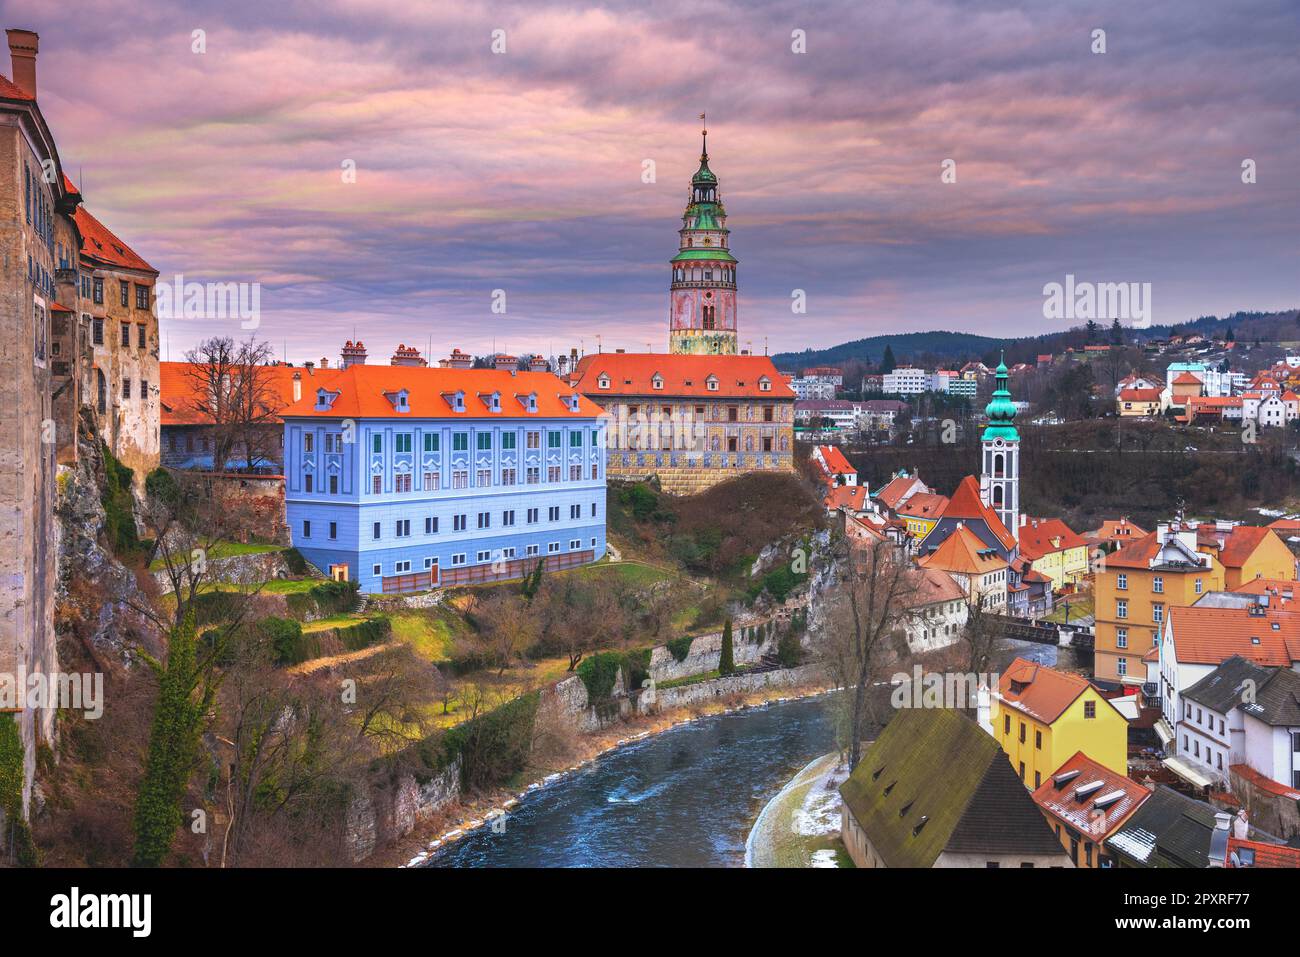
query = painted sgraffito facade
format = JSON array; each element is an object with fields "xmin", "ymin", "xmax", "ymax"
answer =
[{"xmin": 282, "ymin": 365, "xmax": 607, "ymax": 594}]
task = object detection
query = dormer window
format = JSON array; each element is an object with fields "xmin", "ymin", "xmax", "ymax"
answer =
[
  {"xmin": 384, "ymin": 389, "xmax": 410, "ymax": 412},
  {"xmin": 652, "ymin": 374, "xmax": 664, "ymax": 391},
  {"xmin": 597, "ymin": 374, "xmax": 611, "ymax": 390},
  {"xmin": 560, "ymin": 393, "xmax": 581, "ymax": 413},
  {"xmin": 706, "ymin": 375, "xmax": 719, "ymax": 392},
  {"xmin": 442, "ymin": 390, "xmax": 466, "ymax": 413},
  {"xmin": 759, "ymin": 376, "xmax": 771, "ymax": 392},
  {"xmin": 479, "ymin": 391, "xmax": 502, "ymax": 413},
  {"xmin": 315, "ymin": 388, "xmax": 340, "ymax": 411},
  {"xmin": 516, "ymin": 392, "xmax": 538, "ymax": 413}
]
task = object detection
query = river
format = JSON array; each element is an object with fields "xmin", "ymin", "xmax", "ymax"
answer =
[{"xmin": 424, "ymin": 638, "xmax": 1083, "ymax": 868}]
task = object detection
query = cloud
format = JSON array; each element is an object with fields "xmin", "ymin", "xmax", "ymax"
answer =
[{"xmin": 14, "ymin": 0, "xmax": 1298, "ymax": 361}]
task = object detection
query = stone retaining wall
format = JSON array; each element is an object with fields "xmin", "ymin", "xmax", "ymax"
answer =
[
  {"xmin": 152, "ymin": 549, "xmax": 292, "ymax": 594},
  {"xmin": 641, "ymin": 662, "xmax": 826, "ymax": 714}
]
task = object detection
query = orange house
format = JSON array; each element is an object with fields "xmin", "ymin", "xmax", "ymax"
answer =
[{"xmin": 1194, "ymin": 524, "xmax": 1296, "ymax": 590}]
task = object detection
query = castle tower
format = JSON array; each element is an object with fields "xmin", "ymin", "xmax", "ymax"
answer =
[
  {"xmin": 980, "ymin": 355, "xmax": 1020, "ymax": 542},
  {"xmin": 669, "ymin": 117, "xmax": 738, "ymax": 355}
]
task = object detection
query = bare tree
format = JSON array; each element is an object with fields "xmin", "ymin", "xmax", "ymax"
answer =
[
  {"xmin": 958, "ymin": 593, "xmax": 999, "ymax": 676},
  {"xmin": 472, "ymin": 590, "xmax": 541, "ymax": 675},
  {"xmin": 817, "ymin": 535, "xmax": 921, "ymax": 770},
  {"xmin": 183, "ymin": 336, "xmax": 280, "ymax": 472}
]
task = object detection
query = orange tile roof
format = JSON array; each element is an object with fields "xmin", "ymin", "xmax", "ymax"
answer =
[
  {"xmin": 901, "ymin": 566, "xmax": 966, "ymax": 608},
  {"xmin": 160, "ymin": 361, "xmax": 347, "ymax": 426},
  {"xmin": 1017, "ymin": 517, "xmax": 1087, "ymax": 561},
  {"xmin": 1032, "ymin": 751, "xmax": 1151, "ymax": 841},
  {"xmin": 0, "ymin": 73, "xmax": 33, "ymax": 101},
  {"xmin": 1172, "ymin": 371, "xmax": 1204, "ymax": 385},
  {"xmin": 875, "ymin": 474, "xmax": 925, "ymax": 510},
  {"xmin": 73, "ymin": 204, "xmax": 156, "ymax": 274},
  {"xmin": 1267, "ymin": 518, "xmax": 1300, "ymax": 532},
  {"xmin": 1232, "ymin": 578, "xmax": 1299, "ymax": 600},
  {"xmin": 918, "ymin": 524, "xmax": 1007, "ymax": 577},
  {"xmin": 570, "ymin": 352, "xmax": 793, "ymax": 399},
  {"xmin": 996, "ymin": 657, "xmax": 1116, "ymax": 725},
  {"xmin": 1118, "ymin": 388, "xmax": 1162, "ymax": 402},
  {"xmin": 824, "ymin": 485, "xmax": 871, "ymax": 512},
  {"xmin": 1209, "ymin": 525, "xmax": 1286, "ymax": 569},
  {"xmin": 941, "ymin": 475, "xmax": 1017, "ymax": 550},
  {"xmin": 1166, "ymin": 605, "xmax": 1300, "ymax": 666},
  {"xmin": 815, "ymin": 445, "xmax": 855, "ymax": 477},
  {"xmin": 897, "ymin": 491, "xmax": 948, "ymax": 519},
  {"xmin": 1105, "ymin": 530, "xmax": 1167, "ymax": 569},
  {"xmin": 278, "ymin": 363, "xmax": 604, "ymax": 420},
  {"xmin": 1091, "ymin": 518, "xmax": 1148, "ymax": 543},
  {"xmin": 1226, "ymin": 836, "xmax": 1300, "ymax": 868}
]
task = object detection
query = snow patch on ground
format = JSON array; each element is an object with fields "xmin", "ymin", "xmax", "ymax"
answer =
[
  {"xmin": 810, "ymin": 849, "xmax": 839, "ymax": 868},
  {"xmin": 791, "ymin": 763, "xmax": 849, "ymax": 839}
]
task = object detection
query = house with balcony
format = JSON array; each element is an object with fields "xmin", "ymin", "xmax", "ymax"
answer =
[{"xmin": 281, "ymin": 364, "xmax": 607, "ymax": 594}]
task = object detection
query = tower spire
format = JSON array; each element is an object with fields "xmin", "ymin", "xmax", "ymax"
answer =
[{"xmin": 700, "ymin": 112, "xmax": 707, "ymax": 159}]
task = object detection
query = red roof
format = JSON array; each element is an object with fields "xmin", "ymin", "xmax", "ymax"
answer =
[
  {"xmin": 278, "ymin": 363, "xmax": 604, "ymax": 420},
  {"xmin": 814, "ymin": 445, "xmax": 855, "ymax": 477},
  {"xmin": 941, "ymin": 475, "xmax": 1017, "ymax": 551},
  {"xmin": 900, "ymin": 566, "xmax": 966, "ymax": 608},
  {"xmin": 160, "ymin": 361, "xmax": 347, "ymax": 426},
  {"xmin": 1172, "ymin": 371, "xmax": 1204, "ymax": 386},
  {"xmin": 1200, "ymin": 525, "xmax": 1286, "ymax": 569},
  {"xmin": 1226, "ymin": 836, "xmax": 1300, "ymax": 868},
  {"xmin": 1230, "ymin": 763, "xmax": 1300, "ymax": 800},
  {"xmin": 570, "ymin": 352, "xmax": 793, "ymax": 399},
  {"xmin": 73, "ymin": 204, "xmax": 156, "ymax": 273},
  {"xmin": 1090, "ymin": 518, "xmax": 1148, "ymax": 543},
  {"xmin": 1032, "ymin": 751, "xmax": 1150, "ymax": 841},
  {"xmin": 824, "ymin": 485, "xmax": 870, "ymax": 513},
  {"xmin": 1119, "ymin": 388, "xmax": 1162, "ymax": 402},
  {"xmin": 875, "ymin": 474, "xmax": 925, "ymax": 510},
  {"xmin": 1166, "ymin": 605, "xmax": 1300, "ymax": 666},
  {"xmin": 0, "ymin": 73, "xmax": 33, "ymax": 101},
  {"xmin": 1267, "ymin": 518, "xmax": 1300, "ymax": 532},
  {"xmin": 897, "ymin": 491, "xmax": 948, "ymax": 519},
  {"xmin": 1017, "ymin": 517, "xmax": 1087, "ymax": 561}
]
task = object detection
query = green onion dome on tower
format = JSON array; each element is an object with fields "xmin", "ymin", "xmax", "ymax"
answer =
[{"xmin": 982, "ymin": 356, "xmax": 1020, "ymax": 442}]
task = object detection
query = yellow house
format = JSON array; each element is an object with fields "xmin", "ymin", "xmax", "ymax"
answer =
[
  {"xmin": 1194, "ymin": 523, "xmax": 1296, "ymax": 590},
  {"xmin": 1017, "ymin": 517, "xmax": 1089, "ymax": 592},
  {"xmin": 992, "ymin": 658, "xmax": 1129, "ymax": 788},
  {"xmin": 896, "ymin": 492, "xmax": 948, "ymax": 540},
  {"xmin": 1116, "ymin": 387, "xmax": 1162, "ymax": 417},
  {"xmin": 1093, "ymin": 523, "xmax": 1225, "ymax": 683}
]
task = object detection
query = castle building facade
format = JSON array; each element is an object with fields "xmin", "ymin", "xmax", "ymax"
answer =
[{"xmin": 282, "ymin": 365, "xmax": 607, "ymax": 594}]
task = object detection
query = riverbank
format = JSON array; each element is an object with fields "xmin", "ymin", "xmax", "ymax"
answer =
[
  {"xmin": 746, "ymin": 751, "xmax": 852, "ymax": 868},
  {"xmin": 372, "ymin": 672, "xmax": 836, "ymax": 868}
]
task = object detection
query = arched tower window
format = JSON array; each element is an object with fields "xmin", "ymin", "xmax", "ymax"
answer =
[{"xmin": 994, "ymin": 453, "xmax": 1004, "ymax": 478}]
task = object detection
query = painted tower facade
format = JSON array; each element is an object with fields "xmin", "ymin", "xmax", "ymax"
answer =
[
  {"xmin": 980, "ymin": 357, "xmax": 1020, "ymax": 542},
  {"xmin": 669, "ymin": 121, "xmax": 738, "ymax": 355}
]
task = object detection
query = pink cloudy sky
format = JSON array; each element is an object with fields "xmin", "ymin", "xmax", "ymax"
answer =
[{"xmin": 12, "ymin": 0, "xmax": 1300, "ymax": 364}]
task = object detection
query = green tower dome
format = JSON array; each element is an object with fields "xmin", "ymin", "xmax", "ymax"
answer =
[{"xmin": 982, "ymin": 354, "xmax": 1019, "ymax": 442}]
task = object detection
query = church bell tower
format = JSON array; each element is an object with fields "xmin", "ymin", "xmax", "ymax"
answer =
[{"xmin": 980, "ymin": 355, "xmax": 1021, "ymax": 541}]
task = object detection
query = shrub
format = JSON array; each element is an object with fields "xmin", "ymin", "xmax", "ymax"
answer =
[
  {"xmin": 0, "ymin": 713, "xmax": 38, "ymax": 866},
  {"xmin": 576, "ymin": 651, "xmax": 624, "ymax": 703},
  {"xmin": 665, "ymin": 635, "xmax": 694, "ymax": 663},
  {"xmin": 282, "ymin": 548, "xmax": 309, "ymax": 576},
  {"xmin": 101, "ymin": 443, "xmax": 140, "ymax": 557},
  {"xmin": 336, "ymin": 616, "xmax": 391, "ymax": 652},
  {"xmin": 191, "ymin": 590, "xmax": 243, "ymax": 627},
  {"xmin": 258, "ymin": 617, "xmax": 310, "ymax": 666},
  {"xmin": 439, "ymin": 692, "xmax": 540, "ymax": 792}
]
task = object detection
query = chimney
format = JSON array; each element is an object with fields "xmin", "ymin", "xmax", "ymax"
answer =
[
  {"xmin": 494, "ymin": 354, "xmax": 517, "ymax": 371},
  {"xmin": 1207, "ymin": 812, "xmax": 1232, "ymax": 867},
  {"xmin": 6, "ymin": 29, "xmax": 38, "ymax": 99},
  {"xmin": 341, "ymin": 339, "xmax": 368, "ymax": 368},
  {"xmin": 319, "ymin": 357, "xmax": 329, "ymax": 369},
  {"xmin": 304, "ymin": 361, "xmax": 315, "ymax": 375},
  {"xmin": 292, "ymin": 372, "xmax": 302, "ymax": 402}
]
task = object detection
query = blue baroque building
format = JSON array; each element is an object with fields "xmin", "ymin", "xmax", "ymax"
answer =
[{"xmin": 282, "ymin": 364, "xmax": 607, "ymax": 593}]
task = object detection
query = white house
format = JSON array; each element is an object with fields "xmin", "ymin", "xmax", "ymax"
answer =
[
  {"xmin": 1158, "ymin": 600, "xmax": 1300, "ymax": 775},
  {"xmin": 1175, "ymin": 655, "xmax": 1300, "ymax": 791},
  {"xmin": 900, "ymin": 566, "xmax": 970, "ymax": 654}
]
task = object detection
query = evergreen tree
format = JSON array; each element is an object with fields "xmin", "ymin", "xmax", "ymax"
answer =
[
  {"xmin": 718, "ymin": 618, "xmax": 735, "ymax": 676},
  {"xmin": 880, "ymin": 344, "xmax": 897, "ymax": 374}
]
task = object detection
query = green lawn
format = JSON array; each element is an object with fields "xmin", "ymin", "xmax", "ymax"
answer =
[{"xmin": 1045, "ymin": 593, "xmax": 1094, "ymax": 624}]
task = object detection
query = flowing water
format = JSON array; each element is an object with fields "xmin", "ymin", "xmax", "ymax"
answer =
[{"xmin": 424, "ymin": 637, "xmax": 1082, "ymax": 868}]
